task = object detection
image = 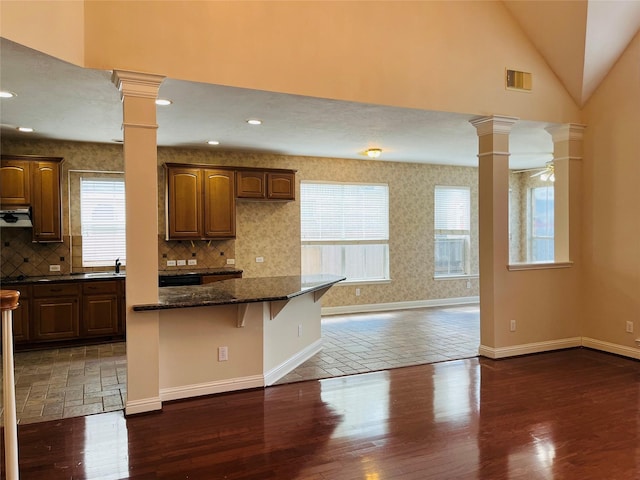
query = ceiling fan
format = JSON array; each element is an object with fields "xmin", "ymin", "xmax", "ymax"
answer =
[{"xmin": 516, "ymin": 161, "xmax": 555, "ymax": 182}]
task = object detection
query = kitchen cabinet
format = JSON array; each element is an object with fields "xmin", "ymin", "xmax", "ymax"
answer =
[
  {"xmin": 0, "ymin": 160, "xmax": 30, "ymax": 205},
  {"xmin": 82, "ymin": 281, "xmax": 119, "ymax": 336},
  {"xmin": 236, "ymin": 168, "xmax": 296, "ymax": 200},
  {"xmin": 165, "ymin": 164, "xmax": 235, "ymax": 240},
  {"xmin": 0, "ymin": 155, "xmax": 63, "ymax": 242},
  {"xmin": 11, "ymin": 284, "xmax": 31, "ymax": 343},
  {"xmin": 32, "ymin": 283, "xmax": 80, "ymax": 341}
]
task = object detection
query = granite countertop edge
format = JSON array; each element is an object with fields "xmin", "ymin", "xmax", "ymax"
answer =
[
  {"xmin": 0, "ymin": 268, "xmax": 243, "ymax": 285},
  {"xmin": 132, "ymin": 275, "xmax": 346, "ymax": 312}
]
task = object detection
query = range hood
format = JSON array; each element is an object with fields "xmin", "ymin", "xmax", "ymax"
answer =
[{"xmin": 0, "ymin": 207, "xmax": 33, "ymax": 228}]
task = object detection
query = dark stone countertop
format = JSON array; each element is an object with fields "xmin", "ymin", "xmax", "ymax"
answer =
[
  {"xmin": 0, "ymin": 268, "xmax": 243, "ymax": 285},
  {"xmin": 132, "ymin": 274, "xmax": 346, "ymax": 311}
]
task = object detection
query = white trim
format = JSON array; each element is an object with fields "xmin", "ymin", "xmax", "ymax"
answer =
[
  {"xmin": 478, "ymin": 337, "xmax": 581, "ymax": 359},
  {"xmin": 322, "ymin": 296, "xmax": 479, "ymax": 316},
  {"xmin": 581, "ymin": 337, "xmax": 640, "ymax": 360},
  {"xmin": 125, "ymin": 396, "xmax": 162, "ymax": 416},
  {"xmin": 264, "ymin": 338, "xmax": 324, "ymax": 386},
  {"xmin": 159, "ymin": 375, "xmax": 264, "ymax": 402}
]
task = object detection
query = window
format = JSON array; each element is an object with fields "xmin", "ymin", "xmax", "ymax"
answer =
[
  {"xmin": 80, "ymin": 178, "xmax": 126, "ymax": 267},
  {"xmin": 301, "ymin": 182, "xmax": 389, "ymax": 282},
  {"xmin": 434, "ymin": 186, "xmax": 470, "ymax": 276},
  {"xmin": 529, "ymin": 186, "xmax": 554, "ymax": 262}
]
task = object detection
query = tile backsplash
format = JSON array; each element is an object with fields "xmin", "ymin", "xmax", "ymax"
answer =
[{"xmin": 0, "ymin": 228, "xmax": 71, "ymax": 278}]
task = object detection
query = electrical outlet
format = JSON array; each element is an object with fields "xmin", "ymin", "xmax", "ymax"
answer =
[
  {"xmin": 49, "ymin": 265, "xmax": 61, "ymax": 272},
  {"xmin": 626, "ymin": 321, "xmax": 634, "ymax": 333},
  {"xmin": 218, "ymin": 346, "xmax": 228, "ymax": 362},
  {"xmin": 256, "ymin": 257, "xmax": 264, "ymax": 263},
  {"xmin": 466, "ymin": 280, "xmax": 471, "ymax": 289},
  {"xmin": 188, "ymin": 259, "xmax": 197, "ymax": 266},
  {"xmin": 177, "ymin": 259, "xmax": 187, "ymax": 266},
  {"xmin": 355, "ymin": 288, "xmax": 361, "ymax": 296},
  {"xmin": 510, "ymin": 320, "xmax": 516, "ymax": 332},
  {"xmin": 226, "ymin": 259, "xmax": 235, "ymax": 265},
  {"xmin": 166, "ymin": 260, "xmax": 176, "ymax": 267},
  {"xmin": 298, "ymin": 324, "xmax": 303, "ymax": 337}
]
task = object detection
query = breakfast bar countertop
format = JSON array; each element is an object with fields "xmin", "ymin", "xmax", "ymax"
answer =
[{"xmin": 132, "ymin": 274, "xmax": 346, "ymax": 311}]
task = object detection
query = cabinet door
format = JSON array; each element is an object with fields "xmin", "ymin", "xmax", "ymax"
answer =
[
  {"xmin": 32, "ymin": 297, "xmax": 80, "ymax": 341},
  {"xmin": 267, "ymin": 172, "xmax": 296, "ymax": 200},
  {"xmin": 0, "ymin": 160, "xmax": 30, "ymax": 205},
  {"xmin": 236, "ymin": 170, "xmax": 266, "ymax": 198},
  {"xmin": 203, "ymin": 169, "xmax": 236, "ymax": 238},
  {"xmin": 83, "ymin": 294, "xmax": 119, "ymax": 336},
  {"xmin": 31, "ymin": 161, "xmax": 62, "ymax": 242},
  {"xmin": 167, "ymin": 167, "xmax": 202, "ymax": 239},
  {"xmin": 12, "ymin": 285, "xmax": 30, "ymax": 343}
]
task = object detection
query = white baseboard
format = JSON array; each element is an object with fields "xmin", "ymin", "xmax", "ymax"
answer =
[
  {"xmin": 322, "ymin": 296, "xmax": 479, "ymax": 316},
  {"xmin": 160, "ymin": 375, "xmax": 264, "ymax": 402},
  {"xmin": 264, "ymin": 338, "xmax": 324, "ymax": 386},
  {"xmin": 479, "ymin": 337, "xmax": 582, "ymax": 359},
  {"xmin": 125, "ymin": 396, "xmax": 162, "ymax": 416},
  {"xmin": 582, "ymin": 337, "xmax": 640, "ymax": 360}
]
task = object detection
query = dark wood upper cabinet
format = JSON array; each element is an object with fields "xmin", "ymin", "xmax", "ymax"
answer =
[
  {"xmin": 236, "ymin": 168, "xmax": 296, "ymax": 201},
  {"xmin": 165, "ymin": 164, "xmax": 235, "ymax": 240},
  {"xmin": 0, "ymin": 155, "xmax": 63, "ymax": 242}
]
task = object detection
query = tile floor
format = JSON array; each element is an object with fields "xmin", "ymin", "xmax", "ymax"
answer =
[
  {"xmin": 0, "ymin": 304, "xmax": 479, "ymax": 424},
  {"xmin": 277, "ymin": 304, "xmax": 480, "ymax": 384}
]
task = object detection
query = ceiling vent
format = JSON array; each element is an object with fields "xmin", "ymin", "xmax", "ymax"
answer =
[{"xmin": 506, "ymin": 69, "xmax": 532, "ymax": 91}]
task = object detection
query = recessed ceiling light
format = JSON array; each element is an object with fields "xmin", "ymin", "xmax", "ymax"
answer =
[
  {"xmin": 155, "ymin": 99, "xmax": 172, "ymax": 106},
  {"xmin": 207, "ymin": 140, "xmax": 220, "ymax": 145},
  {"xmin": 17, "ymin": 126, "xmax": 34, "ymax": 133},
  {"xmin": 0, "ymin": 91, "xmax": 16, "ymax": 98},
  {"xmin": 247, "ymin": 119, "xmax": 262, "ymax": 125}
]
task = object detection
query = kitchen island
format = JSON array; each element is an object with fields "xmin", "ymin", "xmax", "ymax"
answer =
[{"xmin": 127, "ymin": 275, "xmax": 344, "ymax": 414}]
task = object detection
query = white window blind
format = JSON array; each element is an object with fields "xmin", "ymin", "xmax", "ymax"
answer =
[
  {"xmin": 301, "ymin": 182, "xmax": 389, "ymax": 282},
  {"xmin": 529, "ymin": 186, "xmax": 554, "ymax": 262},
  {"xmin": 80, "ymin": 178, "xmax": 126, "ymax": 267},
  {"xmin": 434, "ymin": 186, "xmax": 470, "ymax": 276}
]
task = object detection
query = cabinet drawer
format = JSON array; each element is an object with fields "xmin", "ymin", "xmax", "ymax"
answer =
[
  {"xmin": 82, "ymin": 281, "xmax": 118, "ymax": 295},
  {"xmin": 33, "ymin": 283, "xmax": 80, "ymax": 298}
]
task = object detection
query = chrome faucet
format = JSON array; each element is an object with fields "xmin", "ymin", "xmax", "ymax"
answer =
[{"xmin": 115, "ymin": 258, "xmax": 121, "ymax": 274}]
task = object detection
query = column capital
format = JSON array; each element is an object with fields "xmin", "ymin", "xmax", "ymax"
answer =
[
  {"xmin": 545, "ymin": 123, "xmax": 586, "ymax": 142},
  {"xmin": 111, "ymin": 70, "xmax": 165, "ymax": 100},
  {"xmin": 469, "ymin": 115, "xmax": 519, "ymax": 136}
]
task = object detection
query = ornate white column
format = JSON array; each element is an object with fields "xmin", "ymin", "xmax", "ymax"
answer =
[
  {"xmin": 1, "ymin": 289, "xmax": 20, "ymax": 480},
  {"xmin": 112, "ymin": 70, "xmax": 165, "ymax": 414},
  {"xmin": 545, "ymin": 124, "xmax": 585, "ymax": 263},
  {"xmin": 469, "ymin": 115, "xmax": 518, "ymax": 355}
]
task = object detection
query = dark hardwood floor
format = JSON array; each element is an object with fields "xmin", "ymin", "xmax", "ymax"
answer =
[{"xmin": 5, "ymin": 348, "xmax": 640, "ymax": 479}]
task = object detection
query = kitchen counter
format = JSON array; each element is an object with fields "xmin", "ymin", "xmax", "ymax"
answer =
[
  {"xmin": 133, "ymin": 274, "xmax": 345, "ymax": 311},
  {"xmin": 0, "ymin": 267, "xmax": 242, "ymax": 285}
]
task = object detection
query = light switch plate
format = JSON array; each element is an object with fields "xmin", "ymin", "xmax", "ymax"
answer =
[
  {"xmin": 49, "ymin": 264, "xmax": 61, "ymax": 272},
  {"xmin": 166, "ymin": 260, "xmax": 177, "ymax": 267},
  {"xmin": 188, "ymin": 259, "xmax": 197, "ymax": 266},
  {"xmin": 177, "ymin": 260, "xmax": 187, "ymax": 266},
  {"xmin": 226, "ymin": 259, "xmax": 235, "ymax": 265}
]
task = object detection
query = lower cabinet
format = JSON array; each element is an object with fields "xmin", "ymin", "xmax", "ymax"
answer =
[
  {"xmin": 82, "ymin": 281, "xmax": 119, "ymax": 336},
  {"xmin": 32, "ymin": 283, "xmax": 80, "ymax": 341},
  {"xmin": 11, "ymin": 279, "xmax": 125, "ymax": 349}
]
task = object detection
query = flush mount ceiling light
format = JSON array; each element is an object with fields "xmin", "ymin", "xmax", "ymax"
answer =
[
  {"xmin": 0, "ymin": 91, "xmax": 16, "ymax": 98},
  {"xmin": 17, "ymin": 126, "xmax": 34, "ymax": 133},
  {"xmin": 365, "ymin": 148, "xmax": 382, "ymax": 159},
  {"xmin": 247, "ymin": 119, "xmax": 262, "ymax": 125},
  {"xmin": 207, "ymin": 140, "xmax": 220, "ymax": 145},
  {"xmin": 155, "ymin": 99, "xmax": 172, "ymax": 106}
]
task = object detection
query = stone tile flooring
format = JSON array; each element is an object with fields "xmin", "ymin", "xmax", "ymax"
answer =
[
  {"xmin": 0, "ymin": 343, "xmax": 126, "ymax": 426},
  {"xmin": 0, "ymin": 304, "xmax": 479, "ymax": 424},
  {"xmin": 277, "ymin": 304, "xmax": 480, "ymax": 384}
]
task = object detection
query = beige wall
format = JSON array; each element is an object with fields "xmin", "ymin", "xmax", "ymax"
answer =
[
  {"xmin": 581, "ymin": 31, "xmax": 640, "ymax": 349},
  {"xmin": 1, "ymin": 138, "xmax": 479, "ymax": 308},
  {"xmin": 3, "ymin": 1, "xmax": 580, "ymax": 123}
]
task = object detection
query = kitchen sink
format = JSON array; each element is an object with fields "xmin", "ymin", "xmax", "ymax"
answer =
[{"xmin": 85, "ymin": 272, "xmax": 124, "ymax": 278}]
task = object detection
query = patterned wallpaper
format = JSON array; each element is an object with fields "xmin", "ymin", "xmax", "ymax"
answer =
[{"xmin": 1, "ymin": 138, "xmax": 479, "ymax": 306}]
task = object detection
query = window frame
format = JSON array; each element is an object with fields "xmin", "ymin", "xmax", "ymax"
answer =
[
  {"xmin": 434, "ymin": 185, "xmax": 471, "ymax": 278},
  {"xmin": 300, "ymin": 181, "xmax": 390, "ymax": 283}
]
